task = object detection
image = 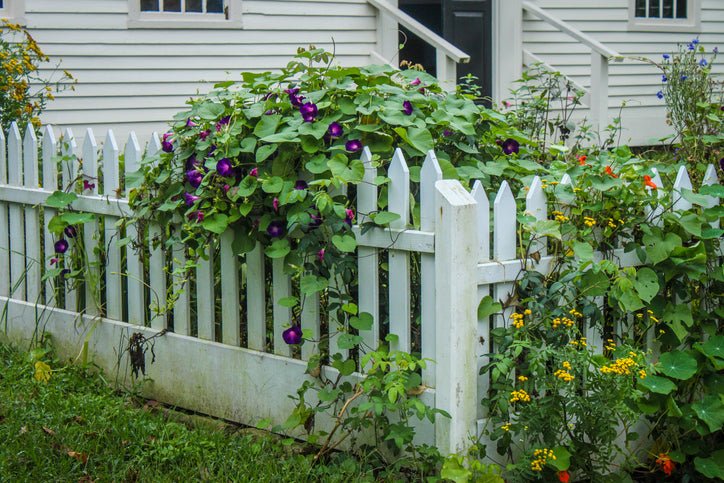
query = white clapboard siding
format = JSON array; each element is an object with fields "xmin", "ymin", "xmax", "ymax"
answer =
[
  {"xmin": 103, "ymin": 130, "xmax": 123, "ymax": 319},
  {"xmin": 41, "ymin": 126, "xmax": 58, "ymax": 305},
  {"xmin": 0, "ymin": 128, "xmax": 8, "ymax": 298},
  {"xmin": 246, "ymin": 243, "xmax": 267, "ymax": 351},
  {"xmin": 61, "ymin": 128, "xmax": 79, "ymax": 312},
  {"xmin": 82, "ymin": 128, "xmax": 101, "ymax": 315},
  {"xmin": 493, "ymin": 181, "xmax": 516, "ymax": 329},
  {"xmin": 272, "ymin": 258, "xmax": 292, "ymax": 356},
  {"xmin": 124, "ymin": 132, "xmax": 146, "ymax": 326},
  {"xmin": 196, "ymin": 244, "xmax": 215, "ymax": 340},
  {"xmin": 220, "ymin": 230, "xmax": 240, "ymax": 346},
  {"xmin": 7, "ymin": 123, "xmax": 26, "ymax": 301},
  {"xmin": 387, "ymin": 149, "xmax": 412, "ymax": 353},
  {"xmin": 23, "ymin": 127, "xmax": 41, "ymax": 304},
  {"xmin": 356, "ymin": 147, "xmax": 380, "ymax": 359},
  {"xmin": 419, "ymin": 150, "xmax": 442, "ymax": 385}
]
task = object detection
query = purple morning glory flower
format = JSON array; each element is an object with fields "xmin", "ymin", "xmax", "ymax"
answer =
[
  {"xmin": 282, "ymin": 324, "xmax": 303, "ymax": 345},
  {"xmin": 161, "ymin": 133, "xmax": 174, "ymax": 153},
  {"xmin": 189, "ymin": 211, "xmax": 204, "ymax": 223},
  {"xmin": 60, "ymin": 268, "xmax": 71, "ymax": 279},
  {"xmin": 185, "ymin": 155, "xmax": 199, "ymax": 171},
  {"xmin": 501, "ymin": 138, "xmax": 520, "ymax": 155},
  {"xmin": 273, "ymin": 197, "xmax": 279, "ymax": 213},
  {"xmin": 267, "ymin": 220, "xmax": 285, "ymax": 238},
  {"xmin": 309, "ymin": 212, "xmax": 322, "ymax": 228},
  {"xmin": 216, "ymin": 158, "xmax": 233, "ymax": 177},
  {"xmin": 186, "ymin": 118, "xmax": 197, "ymax": 128},
  {"xmin": 183, "ymin": 192, "xmax": 200, "ymax": 206},
  {"xmin": 64, "ymin": 226, "xmax": 78, "ymax": 238},
  {"xmin": 345, "ymin": 208, "xmax": 355, "ymax": 226},
  {"xmin": 215, "ymin": 115, "xmax": 231, "ymax": 132},
  {"xmin": 345, "ymin": 140, "xmax": 362, "ymax": 152},
  {"xmin": 50, "ymin": 257, "xmax": 58, "ymax": 265},
  {"xmin": 699, "ymin": 59, "xmax": 708, "ymax": 67},
  {"xmin": 186, "ymin": 170, "xmax": 204, "ymax": 188},
  {"xmin": 285, "ymin": 88, "xmax": 305, "ymax": 107},
  {"xmin": 54, "ymin": 239, "xmax": 69, "ymax": 254},
  {"xmin": 300, "ymin": 102, "xmax": 318, "ymax": 123},
  {"xmin": 410, "ymin": 77, "xmax": 421, "ymax": 86},
  {"xmin": 443, "ymin": 129, "xmax": 453, "ymax": 137},
  {"xmin": 294, "ymin": 180, "xmax": 308, "ymax": 190},
  {"xmin": 249, "ymin": 167, "xmax": 258, "ymax": 177},
  {"xmin": 662, "ymin": 53, "xmax": 670, "ymax": 60},
  {"xmin": 328, "ymin": 122, "xmax": 343, "ymax": 138},
  {"xmin": 661, "ymin": 75, "xmax": 667, "ymax": 83},
  {"xmin": 719, "ymin": 157, "xmax": 724, "ymax": 172},
  {"xmin": 317, "ymin": 248, "xmax": 325, "ymax": 262},
  {"xmin": 199, "ymin": 130, "xmax": 211, "ymax": 141},
  {"xmin": 656, "ymin": 90, "xmax": 664, "ymax": 100},
  {"xmin": 402, "ymin": 100, "xmax": 413, "ymax": 115}
]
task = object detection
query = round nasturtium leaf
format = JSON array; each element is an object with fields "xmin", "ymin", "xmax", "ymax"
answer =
[
  {"xmin": 699, "ymin": 335, "xmax": 724, "ymax": 360},
  {"xmin": 639, "ymin": 375, "xmax": 676, "ymax": 395},
  {"xmin": 658, "ymin": 350, "xmax": 698, "ymax": 380}
]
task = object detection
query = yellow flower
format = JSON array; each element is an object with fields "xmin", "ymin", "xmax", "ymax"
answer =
[
  {"xmin": 34, "ymin": 361, "xmax": 52, "ymax": 383},
  {"xmin": 531, "ymin": 448, "xmax": 556, "ymax": 471},
  {"xmin": 511, "ymin": 312, "xmax": 525, "ymax": 329},
  {"xmin": 518, "ymin": 375, "xmax": 528, "ymax": 382},
  {"xmin": 583, "ymin": 216, "xmax": 597, "ymax": 227},
  {"xmin": 501, "ymin": 423, "xmax": 511, "ymax": 432},
  {"xmin": 510, "ymin": 389, "xmax": 531, "ymax": 403}
]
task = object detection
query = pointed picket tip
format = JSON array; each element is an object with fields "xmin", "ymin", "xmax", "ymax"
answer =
[
  {"xmin": 702, "ymin": 164, "xmax": 718, "ymax": 186},
  {"xmin": 421, "ymin": 149, "xmax": 442, "ymax": 180},
  {"xmin": 8, "ymin": 121, "xmax": 21, "ymax": 140},
  {"xmin": 389, "ymin": 147, "xmax": 409, "ymax": 175},
  {"xmin": 525, "ymin": 176, "xmax": 543, "ymax": 202},
  {"xmin": 494, "ymin": 180, "xmax": 514, "ymax": 207},
  {"xmin": 62, "ymin": 127, "xmax": 76, "ymax": 146},
  {"xmin": 104, "ymin": 129, "xmax": 118, "ymax": 153},
  {"xmin": 83, "ymin": 128, "xmax": 97, "ymax": 151},
  {"xmin": 125, "ymin": 131, "xmax": 142, "ymax": 172},
  {"xmin": 42, "ymin": 125, "xmax": 56, "ymax": 145},
  {"xmin": 674, "ymin": 165, "xmax": 692, "ymax": 191},
  {"xmin": 471, "ymin": 180, "xmax": 489, "ymax": 209},
  {"xmin": 7, "ymin": 122, "xmax": 21, "ymax": 168},
  {"xmin": 360, "ymin": 145, "xmax": 372, "ymax": 165},
  {"xmin": 23, "ymin": 123, "xmax": 37, "ymax": 146},
  {"xmin": 146, "ymin": 131, "xmax": 162, "ymax": 158}
]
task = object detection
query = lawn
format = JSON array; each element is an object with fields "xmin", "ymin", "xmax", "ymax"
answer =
[{"xmin": 0, "ymin": 342, "xmax": 394, "ymax": 482}]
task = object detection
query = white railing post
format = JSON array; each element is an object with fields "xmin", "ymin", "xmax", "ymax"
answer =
[
  {"xmin": 493, "ymin": 0, "xmax": 522, "ymax": 102},
  {"xmin": 436, "ymin": 51, "xmax": 458, "ymax": 92},
  {"xmin": 376, "ymin": 0, "xmax": 399, "ymax": 63},
  {"xmin": 434, "ymin": 179, "xmax": 478, "ymax": 455},
  {"xmin": 590, "ymin": 52, "xmax": 609, "ymax": 137}
]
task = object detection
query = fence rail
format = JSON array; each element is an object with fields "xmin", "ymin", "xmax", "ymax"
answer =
[{"xmin": 0, "ymin": 121, "xmax": 720, "ymax": 455}]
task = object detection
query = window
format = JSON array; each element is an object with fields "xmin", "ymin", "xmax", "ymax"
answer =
[
  {"xmin": 129, "ymin": 0, "xmax": 242, "ymax": 28},
  {"xmin": 629, "ymin": 0, "xmax": 700, "ymax": 31},
  {"xmin": 0, "ymin": 0, "xmax": 26, "ymax": 23}
]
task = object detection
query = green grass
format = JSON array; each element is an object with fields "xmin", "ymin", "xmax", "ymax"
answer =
[{"xmin": 0, "ymin": 341, "xmax": 404, "ymax": 482}]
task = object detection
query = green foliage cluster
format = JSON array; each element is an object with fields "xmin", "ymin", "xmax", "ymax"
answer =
[{"xmin": 0, "ymin": 20, "xmax": 74, "ymax": 130}]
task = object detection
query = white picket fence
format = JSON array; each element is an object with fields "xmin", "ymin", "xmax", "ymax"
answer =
[{"xmin": 0, "ymin": 121, "xmax": 720, "ymax": 455}]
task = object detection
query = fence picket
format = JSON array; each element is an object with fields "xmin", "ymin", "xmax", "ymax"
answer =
[
  {"xmin": 124, "ymin": 132, "xmax": 146, "ymax": 326},
  {"xmin": 220, "ymin": 230, "xmax": 240, "ymax": 346},
  {"xmin": 81, "ymin": 129, "xmax": 101, "ymax": 315},
  {"xmin": 22, "ymin": 126, "xmax": 41, "ymax": 304},
  {"xmin": 7, "ymin": 123, "xmax": 25, "ymax": 301},
  {"xmin": 493, "ymin": 181, "xmax": 516, "ymax": 329},
  {"xmin": 61, "ymin": 129, "xmax": 79, "ymax": 312},
  {"xmin": 172, "ymin": 243, "xmax": 190, "ymax": 335},
  {"xmin": 103, "ymin": 130, "xmax": 122, "ymax": 319},
  {"xmin": 702, "ymin": 164, "xmax": 719, "ymax": 230},
  {"xmin": 525, "ymin": 176, "xmax": 548, "ymax": 256},
  {"xmin": 196, "ymin": 244, "xmax": 215, "ymax": 340},
  {"xmin": 673, "ymin": 165, "xmax": 693, "ymax": 212},
  {"xmin": 472, "ymin": 180, "xmax": 491, "ymax": 419},
  {"xmin": 246, "ymin": 243, "xmax": 266, "ymax": 351},
  {"xmin": 646, "ymin": 168, "xmax": 665, "ymax": 227},
  {"xmin": 272, "ymin": 258, "xmax": 292, "ymax": 356},
  {"xmin": 146, "ymin": 132, "xmax": 167, "ymax": 330},
  {"xmin": 0, "ymin": 128, "xmax": 9, "ymax": 297},
  {"xmin": 301, "ymin": 288, "xmax": 320, "ymax": 361},
  {"xmin": 420, "ymin": 150, "xmax": 442, "ymax": 385},
  {"xmin": 357, "ymin": 147, "xmax": 380, "ymax": 359},
  {"xmin": 387, "ymin": 148, "xmax": 411, "ymax": 352}
]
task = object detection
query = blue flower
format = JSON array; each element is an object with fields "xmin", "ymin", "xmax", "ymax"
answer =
[
  {"xmin": 714, "ymin": 47, "xmax": 719, "ymax": 54},
  {"xmin": 699, "ymin": 58, "xmax": 708, "ymax": 67},
  {"xmin": 661, "ymin": 75, "xmax": 667, "ymax": 83},
  {"xmin": 656, "ymin": 90, "xmax": 664, "ymax": 100},
  {"xmin": 662, "ymin": 53, "xmax": 670, "ymax": 60},
  {"xmin": 681, "ymin": 75, "xmax": 688, "ymax": 81},
  {"xmin": 688, "ymin": 43, "xmax": 695, "ymax": 51},
  {"xmin": 692, "ymin": 38, "xmax": 699, "ymax": 45}
]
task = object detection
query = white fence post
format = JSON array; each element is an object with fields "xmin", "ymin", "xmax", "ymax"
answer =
[
  {"xmin": 103, "ymin": 130, "xmax": 123, "ymax": 320},
  {"xmin": 23, "ymin": 126, "xmax": 41, "ymax": 304},
  {"xmin": 0, "ymin": 128, "xmax": 9, "ymax": 298},
  {"xmin": 434, "ymin": 179, "xmax": 478, "ymax": 455},
  {"xmin": 7, "ymin": 123, "xmax": 25, "ymax": 301},
  {"xmin": 590, "ymin": 52, "xmax": 609, "ymax": 136},
  {"xmin": 82, "ymin": 128, "xmax": 101, "ymax": 315},
  {"xmin": 124, "ymin": 132, "xmax": 146, "ymax": 326}
]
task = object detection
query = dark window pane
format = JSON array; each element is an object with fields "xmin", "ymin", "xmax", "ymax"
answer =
[
  {"xmin": 649, "ymin": 0, "xmax": 660, "ymax": 17},
  {"xmin": 164, "ymin": 0, "xmax": 181, "ymax": 12},
  {"xmin": 635, "ymin": 0, "xmax": 647, "ymax": 17},
  {"xmin": 141, "ymin": 0, "xmax": 159, "ymax": 11},
  {"xmin": 206, "ymin": 0, "xmax": 224, "ymax": 13},
  {"xmin": 186, "ymin": 0, "xmax": 202, "ymax": 12},
  {"xmin": 0, "ymin": 0, "xmax": 4, "ymax": 8},
  {"xmin": 676, "ymin": 0, "xmax": 687, "ymax": 18},
  {"xmin": 663, "ymin": 0, "xmax": 674, "ymax": 18}
]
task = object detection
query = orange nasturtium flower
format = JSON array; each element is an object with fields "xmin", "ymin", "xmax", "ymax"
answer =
[
  {"xmin": 656, "ymin": 453, "xmax": 676, "ymax": 476},
  {"xmin": 578, "ymin": 155, "xmax": 587, "ymax": 166},
  {"xmin": 557, "ymin": 470, "xmax": 571, "ymax": 483},
  {"xmin": 643, "ymin": 175, "xmax": 658, "ymax": 190},
  {"xmin": 604, "ymin": 166, "xmax": 619, "ymax": 178}
]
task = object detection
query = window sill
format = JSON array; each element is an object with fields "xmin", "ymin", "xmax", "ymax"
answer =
[
  {"xmin": 627, "ymin": 19, "xmax": 700, "ymax": 32},
  {"xmin": 128, "ymin": 17, "xmax": 242, "ymax": 29}
]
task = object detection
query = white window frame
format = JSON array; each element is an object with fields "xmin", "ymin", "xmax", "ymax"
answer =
[
  {"xmin": 628, "ymin": 0, "xmax": 700, "ymax": 32},
  {"xmin": 128, "ymin": 0, "xmax": 242, "ymax": 29},
  {"xmin": 0, "ymin": 0, "xmax": 27, "ymax": 24}
]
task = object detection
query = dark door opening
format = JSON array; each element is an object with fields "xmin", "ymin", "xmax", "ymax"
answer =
[{"xmin": 398, "ymin": 0, "xmax": 492, "ymax": 101}]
